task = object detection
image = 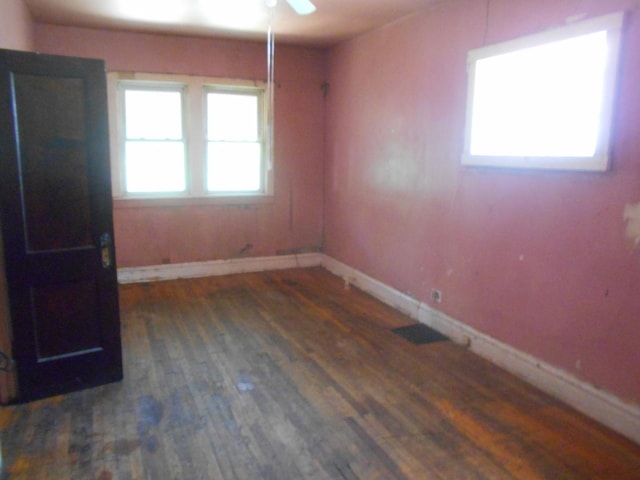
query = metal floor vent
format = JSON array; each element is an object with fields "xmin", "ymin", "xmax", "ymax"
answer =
[{"xmin": 391, "ymin": 323, "xmax": 449, "ymax": 345}]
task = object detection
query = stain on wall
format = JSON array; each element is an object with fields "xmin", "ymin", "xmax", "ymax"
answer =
[{"xmin": 624, "ymin": 202, "xmax": 640, "ymax": 247}]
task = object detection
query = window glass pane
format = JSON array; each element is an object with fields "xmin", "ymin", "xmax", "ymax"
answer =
[
  {"xmin": 207, "ymin": 142, "xmax": 261, "ymax": 192},
  {"xmin": 207, "ymin": 93, "xmax": 258, "ymax": 141},
  {"xmin": 125, "ymin": 89, "xmax": 183, "ymax": 140},
  {"xmin": 469, "ymin": 31, "xmax": 608, "ymax": 158},
  {"xmin": 125, "ymin": 141, "xmax": 185, "ymax": 192}
]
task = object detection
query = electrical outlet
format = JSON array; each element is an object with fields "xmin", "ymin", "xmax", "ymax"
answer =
[{"xmin": 431, "ymin": 289, "xmax": 442, "ymax": 303}]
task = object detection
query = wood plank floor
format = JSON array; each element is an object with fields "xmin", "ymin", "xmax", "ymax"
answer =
[{"xmin": 1, "ymin": 267, "xmax": 639, "ymax": 479}]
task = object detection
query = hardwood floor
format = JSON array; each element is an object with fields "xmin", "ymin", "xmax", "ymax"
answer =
[{"xmin": 1, "ymin": 267, "xmax": 639, "ymax": 479}]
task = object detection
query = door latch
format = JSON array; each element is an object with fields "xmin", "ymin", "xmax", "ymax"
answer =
[{"xmin": 100, "ymin": 233, "xmax": 112, "ymax": 269}]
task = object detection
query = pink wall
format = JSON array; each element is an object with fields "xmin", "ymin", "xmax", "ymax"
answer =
[
  {"xmin": 35, "ymin": 25, "xmax": 326, "ymax": 266},
  {"xmin": 0, "ymin": 0, "xmax": 35, "ymax": 51},
  {"xmin": 325, "ymin": 0, "xmax": 640, "ymax": 405}
]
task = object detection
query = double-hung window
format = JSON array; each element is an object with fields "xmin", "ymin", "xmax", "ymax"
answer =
[{"xmin": 108, "ymin": 73, "xmax": 271, "ymax": 200}]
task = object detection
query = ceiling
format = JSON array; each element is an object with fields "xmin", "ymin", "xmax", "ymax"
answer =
[{"xmin": 24, "ymin": 0, "xmax": 444, "ymax": 47}]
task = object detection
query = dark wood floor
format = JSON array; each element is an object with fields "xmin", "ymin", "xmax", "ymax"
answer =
[{"xmin": 2, "ymin": 267, "xmax": 640, "ymax": 479}]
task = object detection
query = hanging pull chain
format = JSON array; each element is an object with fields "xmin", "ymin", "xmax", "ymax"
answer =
[{"xmin": 266, "ymin": 2, "xmax": 276, "ymax": 172}]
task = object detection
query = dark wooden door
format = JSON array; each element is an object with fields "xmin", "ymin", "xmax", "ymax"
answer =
[{"xmin": 0, "ymin": 49, "xmax": 122, "ymax": 402}]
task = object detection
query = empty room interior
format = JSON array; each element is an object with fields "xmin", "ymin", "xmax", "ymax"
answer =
[{"xmin": 1, "ymin": 0, "xmax": 640, "ymax": 478}]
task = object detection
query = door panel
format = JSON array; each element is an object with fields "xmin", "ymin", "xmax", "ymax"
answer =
[
  {"xmin": 15, "ymin": 73, "xmax": 93, "ymax": 253},
  {"xmin": 0, "ymin": 49, "xmax": 122, "ymax": 402},
  {"xmin": 32, "ymin": 280, "xmax": 101, "ymax": 360}
]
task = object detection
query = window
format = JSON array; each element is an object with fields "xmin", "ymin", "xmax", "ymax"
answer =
[
  {"xmin": 123, "ymin": 86, "xmax": 186, "ymax": 193},
  {"xmin": 462, "ymin": 12, "xmax": 624, "ymax": 171},
  {"xmin": 108, "ymin": 73, "xmax": 272, "ymax": 200}
]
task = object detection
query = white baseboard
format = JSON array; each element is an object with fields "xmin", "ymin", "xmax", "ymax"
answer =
[
  {"xmin": 117, "ymin": 252, "xmax": 323, "ymax": 284},
  {"xmin": 322, "ymin": 255, "xmax": 640, "ymax": 446},
  {"xmin": 118, "ymin": 253, "xmax": 640, "ymax": 445}
]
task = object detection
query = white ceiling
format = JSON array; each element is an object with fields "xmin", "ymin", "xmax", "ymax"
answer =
[{"xmin": 24, "ymin": 0, "xmax": 444, "ymax": 47}]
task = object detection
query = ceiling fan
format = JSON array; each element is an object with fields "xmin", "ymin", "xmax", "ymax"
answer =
[{"xmin": 265, "ymin": 0, "xmax": 317, "ymax": 15}]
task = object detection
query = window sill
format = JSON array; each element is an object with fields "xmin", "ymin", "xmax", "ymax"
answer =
[
  {"xmin": 461, "ymin": 154, "xmax": 609, "ymax": 172},
  {"xmin": 113, "ymin": 194, "xmax": 275, "ymax": 209}
]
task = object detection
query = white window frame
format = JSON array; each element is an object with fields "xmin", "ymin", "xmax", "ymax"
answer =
[
  {"xmin": 462, "ymin": 12, "xmax": 624, "ymax": 171},
  {"xmin": 107, "ymin": 72, "xmax": 273, "ymax": 202}
]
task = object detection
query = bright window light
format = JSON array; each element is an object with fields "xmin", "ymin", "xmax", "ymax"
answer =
[
  {"xmin": 207, "ymin": 93, "xmax": 258, "ymax": 141},
  {"xmin": 206, "ymin": 91, "xmax": 263, "ymax": 193},
  {"xmin": 462, "ymin": 12, "xmax": 624, "ymax": 171},
  {"xmin": 125, "ymin": 142, "xmax": 185, "ymax": 192},
  {"xmin": 123, "ymin": 87, "xmax": 186, "ymax": 192},
  {"xmin": 207, "ymin": 143, "xmax": 261, "ymax": 191},
  {"xmin": 125, "ymin": 90, "xmax": 182, "ymax": 140}
]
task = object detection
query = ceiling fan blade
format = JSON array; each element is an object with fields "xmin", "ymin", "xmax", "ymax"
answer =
[{"xmin": 286, "ymin": 0, "xmax": 316, "ymax": 15}]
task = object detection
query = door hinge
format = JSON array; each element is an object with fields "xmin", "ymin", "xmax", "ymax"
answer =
[{"xmin": 0, "ymin": 351, "xmax": 15, "ymax": 372}]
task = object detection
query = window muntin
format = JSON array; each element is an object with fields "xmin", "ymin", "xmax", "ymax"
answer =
[{"xmin": 462, "ymin": 12, "xmax": 624, "ymax": 171}]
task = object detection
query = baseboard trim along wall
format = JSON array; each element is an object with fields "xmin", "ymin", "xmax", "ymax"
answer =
[
  {"xmin": 321, "ymin": 255, "xmax": 640, "ymax": 446},
  {"xmin": 117, "ymin": 252, "xmax": 324, "ymax": 284},
  {"xmin": 118, "ymin": 253, "xmax": 640, "ymax": 445}
]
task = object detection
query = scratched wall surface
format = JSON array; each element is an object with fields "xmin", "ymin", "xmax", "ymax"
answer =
[
  {"xmin": 324, "ymin": 0, "xmax": 640, "ymax": 404},
  {"xmin": 35, "ymin": 25, "xmax": 326, "ymax": 267}
]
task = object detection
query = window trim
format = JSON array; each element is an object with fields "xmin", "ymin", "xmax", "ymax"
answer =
[
  {"xmin": 461, "ymin": 12, "xmax": 624, "ymax": 171},
  {"xmin": 107, "ymin": 72, "xmax": 273, "ymax": 203}
]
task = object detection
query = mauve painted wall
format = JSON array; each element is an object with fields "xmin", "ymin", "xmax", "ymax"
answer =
[
  {"xmin": 324, "ymin": 0, "xmax": 640, "ymax": 405},
  {"xmin": 0, "ymin": 0, "xmax": 35, "ymax": 51},
  {"xmin": 35, "ymin": 25, "xmax": 325, "ymax": 267}
]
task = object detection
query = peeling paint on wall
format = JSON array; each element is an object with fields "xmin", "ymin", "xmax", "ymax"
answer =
[{"xmin": 623, "ymin": 202, "xmax": 640, "ymax": 247}]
